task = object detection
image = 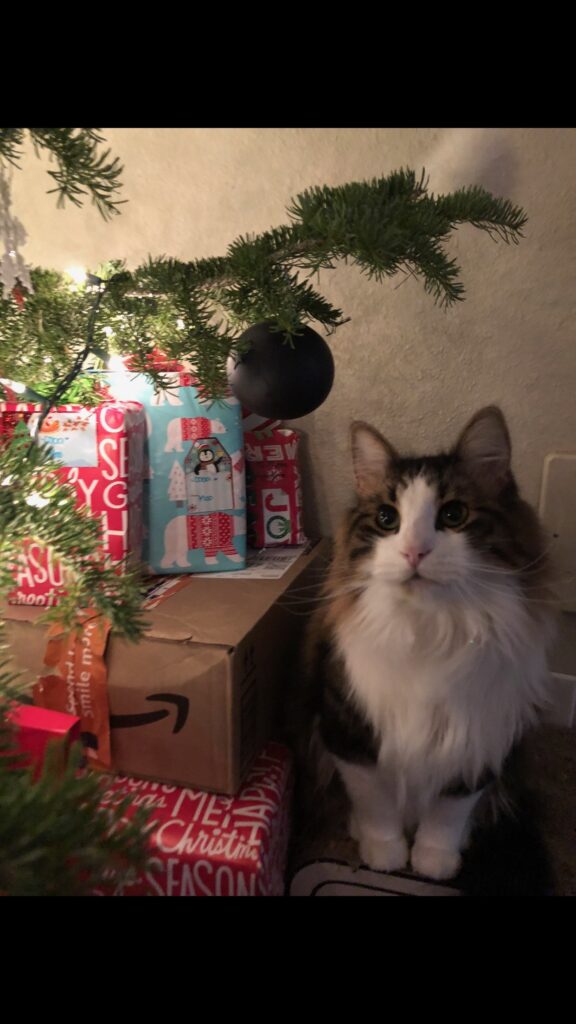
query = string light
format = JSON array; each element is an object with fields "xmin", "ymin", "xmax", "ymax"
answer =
[
  {"xmin": 0, "ymin": 377, "xmax": 26, "ymax": 394},
  {"xmin": 26, "ymin": 493, "xmax": 50, "ymax": 509},
  {"xmin": 65, "ymin": 266, "xmax": 87, "ymax": 291},
  {"xmin": 106, "ymin": 353, "xmax": 140, "ymax": 401}
]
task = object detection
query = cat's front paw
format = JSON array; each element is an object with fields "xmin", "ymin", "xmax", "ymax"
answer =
[
  {"xmin": 411, "ymin": 843, "xmax": 462, "ymax": 881},
  {"xmin": 357, "ymin": 834, "xmax": 409, "ymax": 873}
]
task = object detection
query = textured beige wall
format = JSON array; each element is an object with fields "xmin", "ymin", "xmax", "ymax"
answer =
[{"xmin": 10, "ymin": 127, "xmax": 576, "ymax": 535}]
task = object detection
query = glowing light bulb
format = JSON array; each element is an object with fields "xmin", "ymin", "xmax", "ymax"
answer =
[
  {"xmin": 0, "ymin": 377, "xmax": 26, "ymax": 394},
  {"xmin": 65, "ymin": 266, "xmax": 87, "ymax": 289},
  {"xmin": 26, "ymin": 493, "xmax": 50, "ymax": 509},
  {"xmin": 106, "ymin": 354, "xmax": 140, "ymax": 400}
]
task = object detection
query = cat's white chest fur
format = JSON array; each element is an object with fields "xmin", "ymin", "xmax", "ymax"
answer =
[{"xmin": 336, "ymin": 579, "xmax": 549, "ymax": 806}]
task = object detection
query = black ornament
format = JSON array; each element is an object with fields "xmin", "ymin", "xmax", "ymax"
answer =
[{"xmin": 228, "ymin": 321, "xmax": 335, "ymax": 420}]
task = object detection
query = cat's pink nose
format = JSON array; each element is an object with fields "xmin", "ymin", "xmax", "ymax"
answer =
[{"xmin": 401, "ymin": 547, "xmax": 431, "ymax": 569}]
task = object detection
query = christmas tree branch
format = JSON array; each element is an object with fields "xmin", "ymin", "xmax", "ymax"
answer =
[
  {"xmin": 0, "ymin": 168, "xmax": 527, "ymax": 403},
  {"xmin": 28, "ymin": 273, "xmax": 118, "ymax": 436},
  {"xmin": 0, "ymin": 128, "xmax": 125, "ymax": 220}
]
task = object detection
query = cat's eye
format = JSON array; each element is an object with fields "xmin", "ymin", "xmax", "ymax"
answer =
[
  {"xmin": 438, "ymin": 500, "xmax": 468, "ymax": 529},
  {"xmin": 377, "ymin": 504, "xmax": 400, "ymax": 531}
]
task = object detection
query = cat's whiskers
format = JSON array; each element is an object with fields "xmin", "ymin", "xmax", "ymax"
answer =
[
  {"xmin": 461, "ymin": 539, "xmax": 556, "ymax": 577},
  {"xmin": 279, "ymin": 580, "xmax": 366, "ymax": 615},
  {"xmin": 280, "ymin": 579, "xmax": 365, "ymax": 605}
]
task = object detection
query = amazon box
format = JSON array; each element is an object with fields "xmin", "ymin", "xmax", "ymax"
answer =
[{"xmin": 2, "ymin": 541, "xmax": 328, "ymax": 795}]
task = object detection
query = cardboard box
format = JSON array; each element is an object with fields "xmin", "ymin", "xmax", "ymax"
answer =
[
  {"xmin": 2, "ymin": 540, "xmax": 329, "ymax": 795},
  {"xmin": 94, "ymin": 741, "xmax": 292, "ymax": 896}
]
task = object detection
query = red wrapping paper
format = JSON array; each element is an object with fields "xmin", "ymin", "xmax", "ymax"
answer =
[
  {"xmin": 7, "ymin": 704, "xmax": 81, "ymax": 779},
  {"xmin": 95, "ymin": 742, "xmax": 293, "ymax": 896},
  {"xmin": 1, "ymin": 401, "xmax": 145, "ymax": 606},
  {"xmin": 245, "ymin": 428, "xmax": 306, "ymax": 547}
]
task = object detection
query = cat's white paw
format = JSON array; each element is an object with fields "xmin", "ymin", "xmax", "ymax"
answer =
[
  {"xmin": 411, "ymin": 843, "xmax": 461, "ymax": 880},
  {"xmin": 357, "ymin": 834, "xmax": 409, "ymax": 873}
]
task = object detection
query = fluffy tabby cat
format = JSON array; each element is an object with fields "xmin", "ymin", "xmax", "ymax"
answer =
[{"xmin": 304, "ymin": 407, "xmax": 555, "ymax": 881}]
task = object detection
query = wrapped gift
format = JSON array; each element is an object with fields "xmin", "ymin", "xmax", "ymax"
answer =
[
  {"xmin": 7, "ymin": 704, "xmax": 81, "ymax": 779},
  {"xmin": 34, "ymin": 613, "xmax": 113, "ymax": 770},
  {"xmin": 245, "ymin": 427, "xmax": 306, "ymax": 547},
  {"xmin": 106, "ymin": 367, "xmax": 246, "ymax": 574},
  {"xmin": 95, "ymin": 742, "xmax": 292, "ymax": 896},
  {"xmin": 1, "ymin": 401, "xmax": 146, "ymax": 606},
  {"xmin": 242, "ymin": 407, "xmax": 282, "ymax": 436}
]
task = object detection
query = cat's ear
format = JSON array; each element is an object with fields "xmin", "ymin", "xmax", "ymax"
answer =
[
  {"xmin": 454, "ymin": 406, "xmax": 512, "ymax": 491},
  {"xmin": 351, "ymin": 421, "xmax": 397, "ymax": 497}
]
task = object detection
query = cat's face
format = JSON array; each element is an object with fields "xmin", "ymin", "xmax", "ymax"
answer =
[{"xmin": 343, "ymin": 407, "xmax": 543, "ymax": 599}]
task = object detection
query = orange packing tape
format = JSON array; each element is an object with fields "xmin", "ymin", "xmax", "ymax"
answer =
[{"xmin": 34, "ymin": 612, "xmax": 112, "ymax": 770}]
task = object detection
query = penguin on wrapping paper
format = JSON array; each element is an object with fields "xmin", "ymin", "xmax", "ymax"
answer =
[
  {"xmin": 185, "ymin": 437, "xmax": 234, "ymax": 513},
  {"xmin": 193, "ymin": 443, "xmax": 223, "ymax": 475}
]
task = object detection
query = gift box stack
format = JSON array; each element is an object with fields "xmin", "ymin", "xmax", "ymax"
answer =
[
  {"xmin": 1, "ymin": 366, "xmax": 311, "ymax": 600},
  {"xmin": 1, "ymin": 365, "xmax": 321, "ymax": 895}
]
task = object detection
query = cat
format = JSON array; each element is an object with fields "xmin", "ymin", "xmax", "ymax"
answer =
[{"xmin": 303, "ymin": 407, "xmax": 556, "ymax": 881}]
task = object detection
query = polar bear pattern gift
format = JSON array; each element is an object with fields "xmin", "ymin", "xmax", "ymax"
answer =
[{"xmin": 107, "ymin": 370, "xmax": 246, "ymax": 574}]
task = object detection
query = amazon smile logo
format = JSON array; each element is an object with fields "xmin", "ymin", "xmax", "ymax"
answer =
[{"xmin": 110, "ymin": 694, "xmax": 189, "ymax": 734}]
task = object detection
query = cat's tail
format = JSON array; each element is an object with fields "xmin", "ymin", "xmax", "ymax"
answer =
[{"xmin": 457, "ymin": 737, "xmax": 555, "ymax": 897}]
